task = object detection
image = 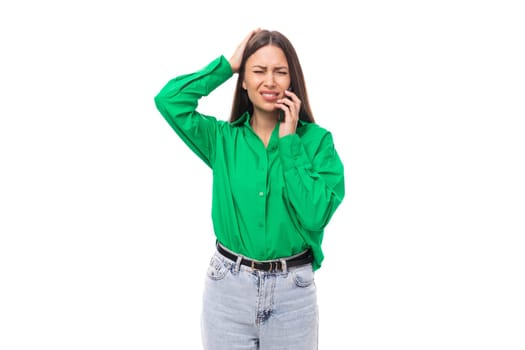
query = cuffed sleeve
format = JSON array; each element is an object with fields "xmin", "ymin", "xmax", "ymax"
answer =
[
  {"xmin": 154, "ymin": 56, "xmax": 233, "ymax": 167},
  {"xmin": 279, "ymin": 132, "xmax": 345, "ymax": 232}
]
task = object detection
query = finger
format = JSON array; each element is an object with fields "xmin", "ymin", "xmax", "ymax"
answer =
[
  {"xmin": 279, "ymin": 96, "xmax": 299, "ymax": 115},
  {"xmin": 275, "ymin": 103, "xmax": 292, "ymax": 120},
  {"xmin": 275, "ymin": 102, "xmax": 290, "ymax": 114},
  {"xmin": 284, "ymin": 89, "xmax": 298, "ymax": 100},
  {"xmin": 244, "ymin": 28, "xmax": 261, "ymax": 44},
  {"xmin": 284, "ymin": 91, "xmax": 301, "ymax": 111},
  {"xmin": 276, "ymin": 101, "xmax": 298, "ymax": 122},
  {"xmin": 276, "ymin": 98, "xmax": 293, "ymax": 112},
  {"xmin": 284, "ymin": 90, "xmax": 302, "ymax": 106},
  {"xmin": 230, "ymin": 29, "xmax": 262, "ymax": 72}
]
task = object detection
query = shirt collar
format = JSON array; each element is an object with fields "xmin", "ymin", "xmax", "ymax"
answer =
[
  {"xmin": 231, "ymin": 111, "xmax": 251, "ymax": 127},
  {"xmin": 231, "ymin": 111, "xmax": 309, "ymax": 128}
]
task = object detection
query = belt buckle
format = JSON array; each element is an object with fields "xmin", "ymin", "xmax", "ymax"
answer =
[
  {"xmin": 251, "ymin": 260, "xmax": 279, "ymax": 271},
  {"xmin": 250, "ymin": 260, "xmax": 271, "ymax": 271}
]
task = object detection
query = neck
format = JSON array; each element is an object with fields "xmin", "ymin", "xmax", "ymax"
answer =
[{"xmin": 250, "ymin": 111, "xmax": 278, "ymax": 147}]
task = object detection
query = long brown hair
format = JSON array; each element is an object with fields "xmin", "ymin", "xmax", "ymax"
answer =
[{"xmin": 229, "ymin": 30, "xmax": 315, "ymax": 123}]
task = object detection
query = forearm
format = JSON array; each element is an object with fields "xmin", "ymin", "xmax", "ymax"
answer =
[
  {"xmin": 280, "ymin": 133, "xmax": 345, "ymax": 231},
  {"xmin": 154, "ymin": 56, "xmax": 233, "ymax": 166},
  {"xmin": 154, "ymin": 56, "xmax": 233, "ymax": 119}
]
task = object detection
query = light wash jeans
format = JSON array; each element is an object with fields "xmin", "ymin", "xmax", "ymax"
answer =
[{"xmin": 201, "ymin": 250, "xmax": 318, "ymax": 350}]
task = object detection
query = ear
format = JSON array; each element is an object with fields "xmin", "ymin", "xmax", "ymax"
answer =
[{"xmin": 242, "ymin": 81, "xmax": 247, "ymax": 90}]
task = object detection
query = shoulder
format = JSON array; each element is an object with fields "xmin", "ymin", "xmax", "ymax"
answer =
[
  {"xmin": 297, "ymin": 122, "xmax": 334, "ymax": 143},
  {"xmin": 215, "ymin": 119, "xmax": 245, "ymax": 137}
]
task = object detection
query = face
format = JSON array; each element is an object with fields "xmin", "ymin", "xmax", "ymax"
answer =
[{"xmin": 242, "ymin": 45, "xmax": 291, "ymax": 116}]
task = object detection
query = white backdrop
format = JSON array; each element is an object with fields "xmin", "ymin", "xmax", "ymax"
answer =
[{"xmin": 1, "ymin": 0, "xmax": 524, "ymax": 349}]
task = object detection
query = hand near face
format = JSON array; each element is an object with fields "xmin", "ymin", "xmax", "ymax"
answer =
[
  {"xmin": 229, "ymin": 28, "xmax": 261, "ymax": 74},
  {"xmin": 277, "ymin": 89, "xmax": 301, "ymax": 138}
]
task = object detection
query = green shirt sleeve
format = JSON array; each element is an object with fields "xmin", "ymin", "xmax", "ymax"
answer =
[
  {"xmin": 279, "ymin": 131, "xmax": 345, "ymax": 232},
  {"xmin": 154, "ymin": 56, "xmax": 233, "ymax": 167}
]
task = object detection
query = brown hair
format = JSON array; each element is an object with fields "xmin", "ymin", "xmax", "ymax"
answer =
[{"xmin": 229, "ymin": 30, "xmax": 315, "ymax": 123}]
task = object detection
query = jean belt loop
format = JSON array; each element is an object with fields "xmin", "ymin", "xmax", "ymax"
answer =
[
  {"xmin": 234, "ymin": 255, "xmax": 243, "ymax": 273},
  {"xmin": 280, "ymin": 258, "xmax": 288, "ymax": 274}
]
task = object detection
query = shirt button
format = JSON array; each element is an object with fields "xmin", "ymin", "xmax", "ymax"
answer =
[{"xmin": 258, "ymin": 191, "xmax": 264, "ymax": 197}]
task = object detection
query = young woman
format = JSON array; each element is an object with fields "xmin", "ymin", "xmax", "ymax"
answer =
[{"xmin": 154, "ymin": 28, "xmax": 345, "ymax": 350}]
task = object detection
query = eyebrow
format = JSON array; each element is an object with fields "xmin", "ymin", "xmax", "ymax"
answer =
[{"xmin": 251, "ymin": 65, "xmax": 288, "ymax": 70}]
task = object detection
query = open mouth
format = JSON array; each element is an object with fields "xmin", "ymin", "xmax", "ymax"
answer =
[{"xmin": 261, "ymin": 92, "xmax": 279, "ymax": 102}]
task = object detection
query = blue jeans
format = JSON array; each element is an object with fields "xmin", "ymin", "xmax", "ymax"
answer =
[{"xmin": 201, "ymin": 249, "xmax": 318, "ymax": 350}]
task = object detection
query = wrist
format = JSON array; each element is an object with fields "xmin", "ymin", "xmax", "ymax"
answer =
[{"xmin": 228, "ymin": 59, "xmax": 239, "ymax": 74}]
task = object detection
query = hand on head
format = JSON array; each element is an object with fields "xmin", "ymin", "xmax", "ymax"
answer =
[{"xmin": 229, "ymin": 28, "xmax": 261, "ymax": 74}]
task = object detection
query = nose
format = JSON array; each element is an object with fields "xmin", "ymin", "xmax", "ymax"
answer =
[{"xmin": 263, "ymin": 72, "xmax": 276, "ymax": 87}]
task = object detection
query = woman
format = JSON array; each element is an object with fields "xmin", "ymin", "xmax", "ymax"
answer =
[{"xmin": 154, "ymin": 28, "xmax": 345, "ymax": 350}]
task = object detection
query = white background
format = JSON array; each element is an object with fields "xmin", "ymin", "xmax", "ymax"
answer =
[{"xmin": 1, "ymin": 0, "xmax": 524, "ymax": 349}]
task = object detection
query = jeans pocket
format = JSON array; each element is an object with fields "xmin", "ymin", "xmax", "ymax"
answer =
[
  {"xmin": 206, "ymin": 255, "xmax": 229, "ymax": 281},
  {"xmin": 292, "ymin": 264, "xmax": 315, "ymax": 287}
]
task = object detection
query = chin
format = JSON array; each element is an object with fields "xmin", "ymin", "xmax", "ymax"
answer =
[{"xmin": 254, "ymin": 104, "xmax": 278, "ymax": 114}]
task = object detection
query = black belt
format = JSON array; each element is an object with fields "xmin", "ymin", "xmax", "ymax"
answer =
[{"xmin": 216, "ymin": 243, "xmax": 313, "ymax": 271}]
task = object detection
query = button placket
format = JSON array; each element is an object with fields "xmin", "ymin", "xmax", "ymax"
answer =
[{"xmin": 255, "ymin": 155, "xmax": 268, "ymax": 233}]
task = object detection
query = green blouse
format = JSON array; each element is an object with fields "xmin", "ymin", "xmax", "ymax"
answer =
[{"xmin": 154, "ymin": 56, "xmax": 345, "ymax": 270}]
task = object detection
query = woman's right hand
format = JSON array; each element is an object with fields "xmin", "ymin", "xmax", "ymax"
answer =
[{"xmin": 229, "ymin": 28, "xmax": 261, "ymax": 74}]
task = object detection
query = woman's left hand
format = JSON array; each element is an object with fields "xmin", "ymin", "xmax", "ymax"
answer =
[{"xmin": 277, "ymin": 89, "xmax": 301, "ymax": 138}]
